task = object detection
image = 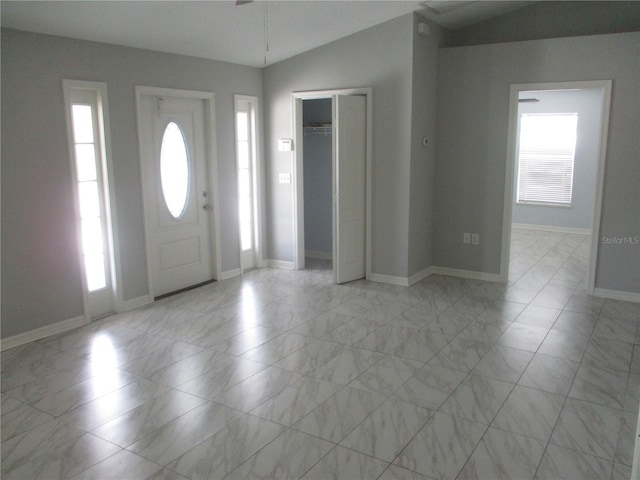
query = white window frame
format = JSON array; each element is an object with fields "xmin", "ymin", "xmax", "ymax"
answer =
[
  {"xmin": 63, "ymin": 80, "xmax": 119, "ymax": 319},
  {"xmin": 234, "ymin": 94, "xmax": 262, "ymax": 272},
  {"xmin": 516, "ymin": 112, "xmax": 578, "ymax": 207}
]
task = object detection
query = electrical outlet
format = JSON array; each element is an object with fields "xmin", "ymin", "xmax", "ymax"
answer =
[
  {"xmin": 278, "ymin": 173, "xmax": 291, "ymax": 184},
  {"xmin": 463, "ymin": 233, "xmax": 471, "ymax": 244},
  {"xmin": 472, "ymin": 233, "xmax": 480, "ymax": 245}
]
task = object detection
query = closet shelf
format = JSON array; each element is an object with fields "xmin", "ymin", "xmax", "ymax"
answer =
[{"xmin": 303, "ymin": 124, "xmax": 332, "ymax": 136}]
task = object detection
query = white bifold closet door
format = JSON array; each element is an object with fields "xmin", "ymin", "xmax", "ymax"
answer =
[{"xmin": 333, "ymin": 94, "xmax": 366, "ymax": 284}]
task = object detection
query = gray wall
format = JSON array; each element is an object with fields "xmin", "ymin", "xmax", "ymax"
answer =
[
  {"xmin": 408, "ymin": 15, "xmax": 444, "ymax": 277},
  {"xmin": 1, "ymin": 28, "xmax": 263, "ymax": 337},
  {"xmin": 446, "ymin": 1, "xmax": 640, "ymax": 47},
  {"xmin": 512, "ymin": 89, "xmax": 602, "ymax": 230},
  {"xmin": 303, "ymin": 99, "xmax": 332, "ymax": 256},
  {"xmin": 263, "ymin": 14, "xmax": 415, "ymax": 277},
  {"xmin": 435, "ymin": 32, "xmax": 640, "ymax": 293},
  {"xmin": 264, "ymin": 15, "xmax": 442, "ymax": 277}
]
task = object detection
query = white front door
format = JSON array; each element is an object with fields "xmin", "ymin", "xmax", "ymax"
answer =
[
  {"xmin": 333, "ymin": 94, "xmax": 366, "ymax": 284},
  {"xmin": 138, "ymin": 93, "xmax": 213, "ymax": 297}
]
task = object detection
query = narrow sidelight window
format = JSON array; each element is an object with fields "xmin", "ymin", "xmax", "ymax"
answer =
[
  {"xmin": 71, "ymin": 103, "xmax": 108, "ymax": 291},
  {"xmin": 235, "ymin": 95, "xmax": 260, "ymax": 270},
  {"xmin": 65, "ymin": 81, "xmax": 116, "ymax": 318}
]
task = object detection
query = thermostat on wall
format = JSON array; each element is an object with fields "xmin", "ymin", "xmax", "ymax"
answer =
[{"xmin": 278, "ymin": 138, "xmax": 293, "ymax": 151}]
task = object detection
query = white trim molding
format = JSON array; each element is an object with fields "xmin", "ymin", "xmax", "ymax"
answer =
[
  {"xmin": 117, "ymin": 295, "xmax": 153, "ymax": 313},
  {"xmin": 431, "ymin": 267, "xmax": 503, "ymax": 283},
  {"xmin": 1, "ymin": 316, "xmax": 87, "ymax": 351},
  {"xmin": 369, "ymin": 273, "xmax": 411, "ymax": 287},
  {"xmin": 408, "ymin": 267, "xmax": 434, "ymax": 286},
  {"xmin": 368, "ymin": 266, "xmax": 505, "ymax": 287},
  {"xmin": 501, "ymin": 80, "xmax": 612, "ymax": 295},
  {"xmin": 593, "ymin": 288, "xmax": 640, "ymax": 304},
  {"xmin": 512, "ymin": 223, "xmax": 591, "ymax": 235},
  {"xmin": 265, "ymin": 259, "xmax": 295, "ymax": 270},
  {"xmin": 370, "ymin": 267, "xmax": 434, "ymax": 287},
  {"xmin": 218, "ymin": 268, "xmax": 242, "ymax": 281}
]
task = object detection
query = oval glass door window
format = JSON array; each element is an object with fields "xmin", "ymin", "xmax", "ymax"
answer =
[{"xmin": 160, "ymin": 122, "xmax": 190, "ymax": 218}]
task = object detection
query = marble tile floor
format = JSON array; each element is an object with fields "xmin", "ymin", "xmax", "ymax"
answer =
[{"xmin": 2, "ymin": 228, "xmax": 639, "ymax": 479}]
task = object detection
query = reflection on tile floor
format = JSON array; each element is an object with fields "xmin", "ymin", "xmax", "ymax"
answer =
[{"xmin": 2, "ymin": 229, "xmax": 639, "ymax": 479}]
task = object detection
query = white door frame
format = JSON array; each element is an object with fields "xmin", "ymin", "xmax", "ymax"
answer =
[
  {"xmin": 135, "ymin": 86, "xmax": 221, "ymax": 297},
  {"xmin": 501, "ymin": 80, "xmax": 612, "ymax": 294},
  {"xmin": 291, "ymin": 88, "xmax": 373, "ymax": 279}
]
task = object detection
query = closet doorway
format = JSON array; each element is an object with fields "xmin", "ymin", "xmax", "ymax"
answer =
[
  {"xmin": 292, "ymin": 88, "xmax": 372, "ymax": 284},
  {"xmin": 301, "ymin": 99, "xmax": 333, "ymax": 263}
]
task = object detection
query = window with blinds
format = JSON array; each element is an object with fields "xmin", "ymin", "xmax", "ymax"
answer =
[{"xmin": 516, "ymin": 113, "xmax": 578, "ymax": 206}]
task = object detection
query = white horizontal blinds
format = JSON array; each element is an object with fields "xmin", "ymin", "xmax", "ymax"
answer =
[{"xmin": 517, "ymin": 113, "xmax": 578, "ymax": 205}]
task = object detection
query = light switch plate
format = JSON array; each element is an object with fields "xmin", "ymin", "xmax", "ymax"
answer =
[{"xmin": 278, "ymin": 138, "xmax": 293, "ymax": 151}]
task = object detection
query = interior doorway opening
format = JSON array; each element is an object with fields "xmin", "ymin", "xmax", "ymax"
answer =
[{"xmin": 502, "ymin": 81, "xmax": 612, "ymax": 294}]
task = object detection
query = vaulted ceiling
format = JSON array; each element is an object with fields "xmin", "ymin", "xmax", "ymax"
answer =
[{"xmin": 1, "ymin": 1, "xmax": 535, "ymax": 67}]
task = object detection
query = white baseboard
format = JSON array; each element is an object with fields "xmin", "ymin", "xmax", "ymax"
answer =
[
  {"xmin": 431, "ymin": 266, "xmax": 504, "ymax": 283},
  {"xmin": 512, "ymin": 223, "xmax": 591, "ymax": 235},
  {"xmin": 370, "ymin": 266, "xmax": 501, "ymax": 287},
  {"xmin": 265, "ymin": 259, "xmax": 295, "ymax": 270},
  {"xmin": 1, "ymin": 315, "xmax": 87, "ymax": 351},
  {"xmin": 305, "ymin": 250, "xmax": 333, "ymax": 260},
  {"xmin": 369, "ymin": 268, "xmax": 433, "ymax": 287},
  {"xmin": 118, "ymin": 294, "xmax": 152, "ymax": 312},
  {"xmin": 593, "ymin": 288, "xmax": 640, "ymax": 304},
  {"xmin": 369, "ymin": 273, "xmax": 411, "ymax": 287},
  {"xmin": 408, "ymin": 267, "xmax": 434, "ymax": 286},
  {"xmin": 218, "ymin": 268, "xmax": 241, "ymax": 281}
]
